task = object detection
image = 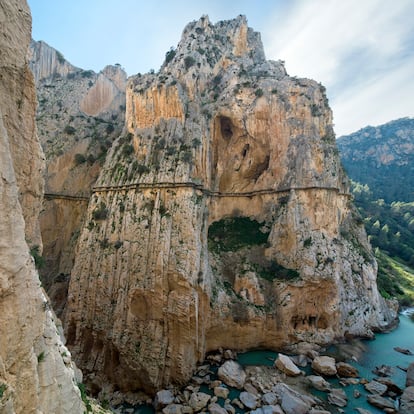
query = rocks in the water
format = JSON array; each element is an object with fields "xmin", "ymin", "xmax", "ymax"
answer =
[
  {"xmin": 189, "ymin": 392, "xmax": 210, "ymax": 411},
  {"xmin": 275, "ymin": 353, "xmax": 301, "ymax": 376},
  {"xmin": 400, "ymin": 386, "xmax": 414, "ymax": 414},
  {"xmin": 307, "ymin": 375, "xmax": 331, "ymax": 392},
  {"xmin": 336, "ymin": 362, "xmax": 359, "ymax": 378},
  {"xmin": 262, "ymin": 392, "xmax": 278, "ymax": 405},
  {"xmin": 394, "ymin": 346, "xmax": 413, "ymax": 355},
  {"xmin": 251, "ymin": 406, "xmax": 284, "ymax": 414},
  {"xmin": 366, "ymin": 394, "xmax": 396, "ymax": 412},
  {"xmin": 376, "ymin": 377, "xmax": 403, "ymax": 396},
  {"xmin": 407, "ymin": 362, "xmax": 414, "ymax": 386},
  {"xmin": 364, "ymin": 380, "xmax": 388, "ymax": 395},
  {"xmin": 239, "ymin": 391, "xmax": 259, "ymax": 409},
  {"xmin": 372, "ymin": 364, "xmax": 393, "ymax": 377},
  {"xmin": 208, "ymin": 402, "xmax": 228, "ymax": 414},
  {"xmin": 328, "ymin": 388, "xmax": 347, "ymax": 407},
  {"xmin": 154, "ymin": 390, "xmax": 175, "ymax": 410},
  {"xmin": 353, "ymin": 389, "xmax": 361, "ymax": 398},
  {"xmin": 162, "ymin": 404, "xmax": 187, "ymax": 414},
  {"xmin": 244, "ymin": 382, "xmax": 260, "ymax": 396},
  {"xmin": 213, "ymin": 386, "xmax": 229, "ymax": 399},
  {"xmin": 355, "ymin": 409, "xmax": 373, "ymax": 414},
  {"xmin": 289, "ymin": 354, "xmax": 309, "ymax": 367},
  {"xmin": 224, "ymin": 402, "xmax": 236, "ymax": 414},
  {"xmin": 218, "ymin": 360, "xmax": 246, "ymax": 389},
  {"xmin": 311, "ymin": 356, "xmax": 337, "ymax": 376},
  {"xmin": 272, "ymin": 383, "xmax": 315, "ymax": 414}
]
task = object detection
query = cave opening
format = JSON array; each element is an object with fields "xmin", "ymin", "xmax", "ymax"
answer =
[{"xmin": 220, "ymin": 116, "xmax": 233, "ymax": 140}]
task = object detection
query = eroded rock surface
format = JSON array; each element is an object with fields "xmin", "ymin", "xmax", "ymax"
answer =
[
  {"xmin": 65, "ymin": 15, "xmax": 395, "ymax": 394},
  {"xmin": 29, "ymin": 40, "xmax": 126, "ymax": 316},
  {"xmin": 0, "ymin": 0, "xmax": 84, "ymax": 412}
]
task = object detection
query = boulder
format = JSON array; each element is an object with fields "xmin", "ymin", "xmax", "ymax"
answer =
[
  {"xmin": 154, "ymin": 390, "xmax": 175, "ymax": 410},
  {"xmin": 239, "ymin": 391, "xmax": 259, "ymax": 410},
  {"xmin": 289, "ymin": 354, "xmax": 309, "ymax": 367},
  {"xmin": 189, "ymin": 392, "xmax": 210, "ymax": 411},
  {"xmin": 251, "ymin": 406, "xmax": 284, "ymax": 414},
  {"xmin": 311, "ymin": 356, "xmax": 337, "ymax": 376},
  {"xmin": 366, "ymin": 394, "xmax": 396, "ymax": 412},
  {"xmin": 261, "ymin": 392, "xmax": 278, "ymax": 405},
  {"xmin": 244, "ymin": 382, "xmax": 259, "ymax": 396},
  {"xmin": 364, "ymin": 380, "xmax": 387, "ymax": 395},
  {"xmin": 372, "ymin": 364, "xmax": 393, "ymax": 377},
  {"xmin": 275, "ymin": 353, "xmax": 301, "ymax": 376},
  {"xmin": 400, "ymin": 386, "xmax": 414, "ymax": 414},
  {"xmin": 208, "ymin": 402, "xmax": 228, "ymax": 414},
  {"xmin": 272, "ymin": 383, "xmax": 314, "ymax": 414},
  {"xmin": 162, "ymin": 404, "xmax": 185, "ymax": 414},
  {"xmin": 336, "ymin": 362, "xmax": 359, "ymax": 378},
  {"xmin": 307, "ymin": 375, "xmax": 331, "ymax": 392},
  {"xmin": 218, "ymin": 360, "xmax": 246, "ymax": 389},
  {"xmin": 355, "ymin": 409, "xmax": 372, "ymax": 414},
  {"xmin": 376, "ymin": 377, "xmax": 402, "ymax": 396},
  {"xmin": 224, "ymin": 402, "xmax": 236, "ymax": 414},
  {"xmin": 328, "ymin": 388, "xmax": 347, "ymax": 407},
  {"xmin": 394, "ymin": 346, "xmax": 413, "ymax": 355},
  {"xmin": 407, "ymin": 362, "xmax": 414, "ymax": 387},
  {"xmin": 214, "ymin": 386, "xmax": 229, "ymax": 400}
]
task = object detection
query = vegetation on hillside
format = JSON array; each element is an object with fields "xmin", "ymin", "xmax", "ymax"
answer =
[{"xmin": 338, "ymin": 118, "xmax": 414, "ymax": 305}]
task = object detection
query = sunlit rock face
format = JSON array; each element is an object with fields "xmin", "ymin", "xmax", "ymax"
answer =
[
  {"xmin": 0, "ymin": 0, "xmax": 84, "ymax": 412},
  {"xmin": 65, "ymin": 15, "xmax": 395, "ymax": 394}
]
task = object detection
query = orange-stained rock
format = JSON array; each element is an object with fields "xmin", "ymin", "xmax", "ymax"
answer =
[{"xmin": 65, "ymin": 15, "xmax": 396, "ymax": 395}]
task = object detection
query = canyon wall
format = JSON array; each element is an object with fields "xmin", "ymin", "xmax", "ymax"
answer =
[
  {"xmin": 65, "ymin": 15, "xmax": 396, "ymax": 395},
  {"xmin": 0, "ymin": 0, "xmax": 84, "ymax": 412},
  {"xmin": 29, "ymin": 41, "xmax": 126, "ymax": 316}
]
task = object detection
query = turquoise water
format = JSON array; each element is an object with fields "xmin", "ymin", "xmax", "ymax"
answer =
[{"xmin": 124, "ymin": 312, "xmax": 414, "ymax": 413}]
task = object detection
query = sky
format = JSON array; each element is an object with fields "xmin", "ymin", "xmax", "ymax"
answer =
[{"xmin": 28, "ymin": 0, "xmax": 414, "ymax": 136}]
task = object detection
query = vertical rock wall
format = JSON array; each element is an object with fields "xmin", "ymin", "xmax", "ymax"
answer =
[{"xmin": 0, "ymin": 1, "xmax": 84, "ymax": 412}]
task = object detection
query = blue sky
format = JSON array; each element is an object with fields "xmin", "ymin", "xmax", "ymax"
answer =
[{"xmin": 28, "ymin": 0, "xmax": 414, "ymax": 136}]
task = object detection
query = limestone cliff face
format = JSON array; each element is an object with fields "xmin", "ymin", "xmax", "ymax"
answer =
[
  {"xmin": 65, "ymin": 15, "xmax": 395, "ymax": 395},
  {"xmin": 0, "ymin": 1, "xmax": 84, "ymax": 412},
  {"xmin": 29, "ymin": 41, "xmax": 126, "ymax": 315}
]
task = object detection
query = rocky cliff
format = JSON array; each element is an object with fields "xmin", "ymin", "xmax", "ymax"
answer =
[
  {"xmin": 29, "ymin": 40, "xmax": 126, "ymax": 316},
  {"xmin": 0, "ymin": 0, "xmax": 84, "ymax": 412},
  {"xmin": 338, "ymin": 117, "xmax": 414, "ymax": 203},
  {"xmin": 65, "ymin": 15, "xmax": 396, "ymax": 395}
]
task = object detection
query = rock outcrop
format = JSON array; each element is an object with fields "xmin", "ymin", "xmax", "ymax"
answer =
[
  {"xmin": 65, "ymin": 15, "xmax": 395, "ymax": 394},
  {"xmin": 0, "ymin": 0, "xmax": 84, "ymax": 412},
  {"xmin": 29, "ymin": 40, "xmax": 126, "ymax": 316}
]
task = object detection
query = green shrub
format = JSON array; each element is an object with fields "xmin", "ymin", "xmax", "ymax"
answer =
[
  {"xmin": 208, "ymin": 217, "xmax": 269, "ymax": 253},
  {"xmin": 0, "ymin": 383, "xmax": 7, "ymax": 399},
  {"xmin": 255, "ymin": 88, "xmax": 264, "ymax": 97},
  {"xmin": 74, "ymin": 153, "xmax": 86, "ymax": 165},
  {"xmin": 92, "ymin": 202, "xmax": 108, "ymax": 220},
  {"xmin": 30, "ymin": 245, "xmax": 44, "ymax": 269},
  {"xmin": 165, "ymin": 47, "xmax": 176, "ymax": 64},
  {"xmin": 122, "ymin": 144, "xmax": 134, "ymax": 157},
  {"xmin": 64, "ymin": 125, "xmax": 76, "ymax": 135},
  {"xmin": 184, "ymin": 56, "xmax": 196, "ymax": 70}
]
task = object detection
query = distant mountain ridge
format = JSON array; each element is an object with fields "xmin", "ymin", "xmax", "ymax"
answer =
[
  {"xmin": 338, "ymin": 118, "xmax": 414, "ymax": 303},
  {"xmin": 337, "ymin": 117, "xmax": 414, "ymax": 203}
]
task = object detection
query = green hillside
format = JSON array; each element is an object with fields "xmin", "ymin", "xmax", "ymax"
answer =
[{"xmin": 338, "ymin": 118, "xmax": 414, "ymax": 305}]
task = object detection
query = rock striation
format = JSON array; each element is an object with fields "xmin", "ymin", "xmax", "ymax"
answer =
[
  {"xmin": 65, "ymin": 15, "xmax": 396, "ymax": 394},
  {"xmin": 29, "ymin": 40, "xmax": 126, "ymax": 316},
  {"xmin": 0, "ymin": 0, "xmax": 84, "ymax": 412}
]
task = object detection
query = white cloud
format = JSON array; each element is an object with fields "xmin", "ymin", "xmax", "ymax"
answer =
[{"xmin": 262, "ymin": 0, "xmax": 414, "ymax": 135}]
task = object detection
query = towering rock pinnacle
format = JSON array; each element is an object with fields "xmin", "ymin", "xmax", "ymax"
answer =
[
  {"xmin": 0, "ymin": 0, "xmax": 85, "ymax": 412},
  {"xmin": 65, "ymin": 15, "xmax": 396, "ymax": 395}
]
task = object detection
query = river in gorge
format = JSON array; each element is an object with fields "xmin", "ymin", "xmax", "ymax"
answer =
[{"xmin": 126, "ymin": 310, "xmax": 414, "ymax": 413}]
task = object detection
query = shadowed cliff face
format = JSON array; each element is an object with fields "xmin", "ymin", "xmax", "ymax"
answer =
[
  {"xmin": 65, "ymin": 15, "xmax": 396, "ymax": 394},
  {"xmin": 29, "ymin": 40, "xmax": 126, "ymax": 317},
  {"xmin": 0, "ymin": 0, "xmax": 84, "ymax": 412}
]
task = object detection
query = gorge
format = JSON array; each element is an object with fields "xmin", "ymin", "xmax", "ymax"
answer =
[{"xmin": 0, "ymin": 1, "xmax": 403, "ymax": 412}]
